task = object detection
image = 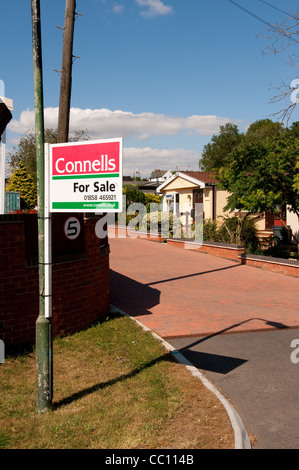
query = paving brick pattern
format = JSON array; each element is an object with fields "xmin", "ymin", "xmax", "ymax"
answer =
[{"xmin": 109, "ymin": 237, "xmax": 299, "ymax": 339}]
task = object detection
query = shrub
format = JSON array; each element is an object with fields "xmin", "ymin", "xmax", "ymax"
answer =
[
  {"xmin": 144, "ymin": 193, "xmax": 162, "ymax": 211},
  {"xmin": 201, "ymin": 215, "xmax": 259, "ymax": 250},
  {"xmin": 202, "ymin": 219, "xmax": 219, "ymax": 242},
  {"xmin": 6, "ymin": 162, "xmax": 37, "ymax": 210},
  {"xmin": 123, "ymin": 185, "xmax": 146, "ymax": 206},
  {"xmin": 140, "ymin": 211, "xmax": 176, "ymax": 237}
]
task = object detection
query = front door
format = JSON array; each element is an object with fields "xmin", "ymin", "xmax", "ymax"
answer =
[
  {"xmin": 193, "ymin": 189, "xmax": 203, "ymax": 219},
  {"xmin": 265, "ymin": 212, "xmax": 274, "ymax": 230}
]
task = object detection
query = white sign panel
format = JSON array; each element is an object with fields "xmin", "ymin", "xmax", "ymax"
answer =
[{"xmin": 49, "ymin": 138, "xmax": 123, "ymax": 213}]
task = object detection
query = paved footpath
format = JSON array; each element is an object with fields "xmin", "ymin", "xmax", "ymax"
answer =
[
  {"xmin": 109, "ymin": 237, "xmax": 299, "ymax": 449},
  {"xmin": 110, "ymin": 237, "xmax": 299, "ymax": 338}
]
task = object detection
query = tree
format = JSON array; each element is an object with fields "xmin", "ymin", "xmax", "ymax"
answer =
[
  {"xmin": 245, "ymin": 119, "xmax": 284, "ymax": 143},
  {"xmin": 199, "ymin": 123, "xmax": 243, "ymax": 171},
  {"xmin": 6, "ymin": 161, "xmax": 37, "ymax": 209},
  {"xmin": 9, "ymin": 129, "xmax": 58, "ymax": 182},
  {"xmin": 9, "ymin": 128, "xmax": 90, "ymax": 181},
  {"xmin": 123, "ymin": 185, "xmax": 146, "ymax": 209},
  {"xmin": 199, "ymin": 119, "xmax": 285, "ymax": 172},
  {"xmin": 286, "ymin": 121, "xmax": 299, "ymax": 139},
  {"xmin": 294, "ymin": 150, "xmax": 299, "ymax": 193},
  {"xmin": 261, "ymin": 10, "xmax": 299, "ymax": 123},
  {"xmin": 216, "ymin": 135, "xmax": 299, "ymax": 244}
]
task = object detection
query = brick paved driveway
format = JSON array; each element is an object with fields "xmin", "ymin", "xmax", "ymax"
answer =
[{"xmin": 109, "ymin": 237, "xmax": 299, "ymax": 339}]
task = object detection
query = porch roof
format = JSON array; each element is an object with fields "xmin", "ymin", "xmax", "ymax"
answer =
[{"xmin": 157, "ymin": 171, "xmax": 217, "ymax": 192}]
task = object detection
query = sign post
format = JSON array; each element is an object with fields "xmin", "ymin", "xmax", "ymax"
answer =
[
  {"xmin": 32, "ymin": 0, "xmax": 123, "ymax": 414},
  {"xmin": 44, "ymin": 137, "xmax": 122, "ymax": 318},
  {"xmin": 42, "ymin": 137, "xmax": 123, "ymax": 405},
  {"xmin": 31, "ymin": 0, "xmax": 53, "ymax": 414}
]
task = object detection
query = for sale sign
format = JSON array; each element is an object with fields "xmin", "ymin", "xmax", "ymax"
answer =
[{"xmin": 48, "ymin": 138, "xmax": 123, "ymax": 213}]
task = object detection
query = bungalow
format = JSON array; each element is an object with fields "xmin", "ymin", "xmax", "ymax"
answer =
[
  {"xmin": 157, "ymin": 171, "xmax": 229, "ymax": 226},
  {"xmin": 157, "ymin": 170, "xmax": 289, "ymax": 241},
  {"xmin": 150, "ymin": 170, "xmax": 173, "ymax": 183}
]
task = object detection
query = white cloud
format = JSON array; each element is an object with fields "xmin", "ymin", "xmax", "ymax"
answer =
[
  {"xmin": 8, "ymin": 107, "xmax": 235, "ymax": 141},
  {"xmin": 8, "ymin": 107, "xmax": 243, "ymax": 176},
  {"xmin": 112, "ymin": 4, "xmax": 124, "ymax": 14},
  {"xmin": 123, "ymin": 146, "xmax": 201, "ymax": 177},
  {"xmin": 135, "ymin": 0, "xmax": 173, "ymax": 18}
]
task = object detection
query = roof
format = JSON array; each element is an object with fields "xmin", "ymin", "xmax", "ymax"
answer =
[
  {"xmin": 183, "ymin": 171, "xmax": 218, "ymax": 184},
  {"xmin": 138, "ymin": 181, "xmax": 160, "ymax": 189},
  {"xmin": 157, "ymin": 170, "xmax": 218, "ymax": 192},
  {"xmin": 150, "ymin": 170, "xmax": 168, "ymax": 178}
]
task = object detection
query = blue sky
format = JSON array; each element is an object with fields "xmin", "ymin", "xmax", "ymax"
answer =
[{"xmin": 1, "ymin": 0, "xmax": 298, "ymax": 177}]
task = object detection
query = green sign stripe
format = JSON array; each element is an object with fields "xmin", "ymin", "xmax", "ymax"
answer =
[
  {"xmin": 52, "ymin": 173, "xmax": 120, "ymax": 180},
  {"xmin": 52, "ymin": 202, "xmax": 119, "ymax": 210}
]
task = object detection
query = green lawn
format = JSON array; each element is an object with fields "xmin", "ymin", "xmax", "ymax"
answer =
[{"xmin": 0, "ymin": 313, "xmax": 234, "ymax": 449}]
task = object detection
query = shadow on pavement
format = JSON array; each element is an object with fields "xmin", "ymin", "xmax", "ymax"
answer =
[
  {"xmin": 110, "ymin": 270, "xmax": 161, "ymax": 316},
  {"xmin": 110, "ymin": 263, "xmax": 241, "ymax": 317},
  {"xmin": 181, "ymin": 349, "xmax": 248, "ymax": 374},
  {"xmin": 110, "ymin": 267, "xmax": 289, "ymax": 376},
  {"xmin": 175, "ymin": 318, "xmax": 288, "ymax": 375},
  {"xmin": 146, "ymin": 263, "xmax": 241, "ymax": 287}
]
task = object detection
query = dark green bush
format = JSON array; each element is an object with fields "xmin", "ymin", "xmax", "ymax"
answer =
[{"xmin": 203, "ymin": 215, "xmax": 259, "ymax": 250}]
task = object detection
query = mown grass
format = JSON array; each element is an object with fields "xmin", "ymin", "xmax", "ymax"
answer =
[{"xmin": 0, "ymin": 313, "xmax": 234, "ymax": 449}]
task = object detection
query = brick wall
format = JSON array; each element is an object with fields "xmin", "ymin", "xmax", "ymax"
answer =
[
  {"xmin": 0, "ymin": 214, "xmax": 110, "ymax": 347},
  {"xmin": 166, "ymin": 239, "xmax": 244, "ymax": 260},
  {"xmin": 166, "ymin": 238, "xmax": 299, "ymax": 276},
  {"xmin": 239, "ymin": 254, "xmax": 299, "ymax": 277}
]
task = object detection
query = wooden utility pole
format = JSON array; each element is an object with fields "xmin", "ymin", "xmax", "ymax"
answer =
[{"xmin": 57, "ymin": 0, "xmax": 76, "ymax": 143}]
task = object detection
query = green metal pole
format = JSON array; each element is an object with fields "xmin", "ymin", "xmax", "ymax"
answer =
[{"xmin": 31, "ymin": 0, "xmax": 53, "ymax": 413}]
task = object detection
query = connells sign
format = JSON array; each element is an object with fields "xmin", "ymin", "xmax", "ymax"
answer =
[{"xmin": 48, "ymin": 138, "xmax": 123, "ymax": 212}]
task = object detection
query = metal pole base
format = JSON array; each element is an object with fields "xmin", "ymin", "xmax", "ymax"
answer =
[{"xmin": 36, "ymin": 315, "xmax": 53, "ymax": 413}]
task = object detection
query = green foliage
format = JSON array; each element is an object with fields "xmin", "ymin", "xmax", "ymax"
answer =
[
  {"xmin": 218, "ymin": 215, "xmax": 259, "ymax": 250},
  {"xmin": 287, "ymin": 122, "xmax": 299, "ymax": 139},
  {"xmin": 123, "ymin": 185, "xmax": 146, "ymax": 208},
  {"xmin": 6, "ymin": 162, "xmax": 37, "ymax": 209},
  {"xmin": 200, "ymin": 119, "xmax": 299, "ymax": 216},
  {"xmin": 9, "ymin": 129, "xmax": 57, "ymax": 182},
  {"xmin": 294, "ymin": 158, "xmax": 299, "ymax": 193},
  {"xmin": 140, "ymin": 211, "xmax": 175, "ymax": 237},
  {"xmin": 199, "ymin": 122, "xmax": 243, "ymax": 171},
  {"xmin": 245, "ymin": 119, "xmax": 284, "ymax": 143},
  {"xmin": 216, "ymin": 136, "xmax": 299, "ymax": 225},
  {"xmin": 202, "ymin": 219, "xmax": 219, "ymax": 242},
  {"xmin": 7, "ymin": 128, "xmax": 90, "ymax": 211},
  {"xmin": 144, "ymin": 192, "xmax": 162, "ymax": 205},
  {"xmin": 9, "ymin": 128, "xmax": 90, "ymax": 182},
  {"xmin": 202, "ymin": 215, "xmax": 259, "ymax": 250},
  {"xmin": 122, "ymin": 186, "xmax": 146, "ymax": 226},
  {"xmin": 248, "ymin": 244, "xmax": 299, "ymax": 260}
]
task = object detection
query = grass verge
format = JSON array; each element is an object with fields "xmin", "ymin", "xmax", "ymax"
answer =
[{"xmin": 0, "ymin": 312, "xmax": 234, "ymax": 449}]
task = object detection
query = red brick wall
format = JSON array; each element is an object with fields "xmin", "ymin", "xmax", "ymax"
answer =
[
  {"xmin": 240, "ymin": 256, "xmax": 299, "ymax": 277},
  {"xmin": 166, "ymin": 239, "xmax": 244, "ymax": 260},
  {"xmin": 0, "ymin": 215, "xmax": 110, "ymax": 347},
  {"xmin": 167, "ymin": 238, "xmax": 299, "ymax": 276}
]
